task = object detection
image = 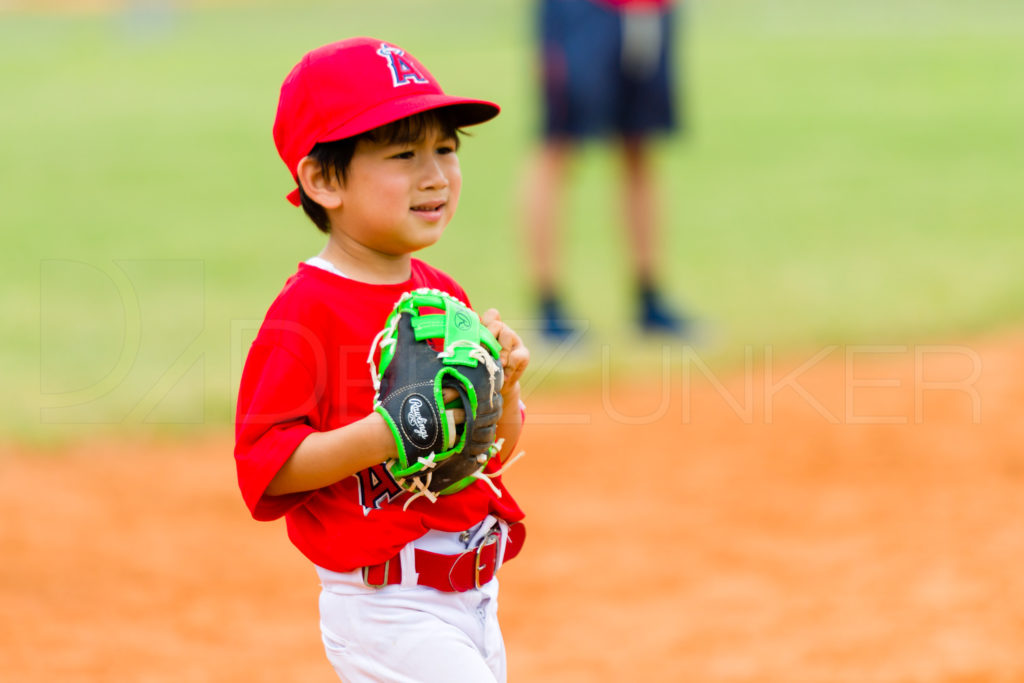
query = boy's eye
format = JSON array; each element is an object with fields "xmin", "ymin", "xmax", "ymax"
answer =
[
  {"xmin": 437, "ymin": 144, "xmax": 456, "ymax": 155},
  {"xmin": 392, "ymin": 150, "xmax": 415, "ymax": 160}
]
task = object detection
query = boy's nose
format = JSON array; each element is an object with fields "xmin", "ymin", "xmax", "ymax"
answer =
[{"xmin": 419, "ymin": 157, "xmax": 450, "ymax": 189}]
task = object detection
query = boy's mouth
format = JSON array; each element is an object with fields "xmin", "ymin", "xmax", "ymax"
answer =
[{"xmin": 410, "ymin": 201, "xmax": 446, "ymax": 212}]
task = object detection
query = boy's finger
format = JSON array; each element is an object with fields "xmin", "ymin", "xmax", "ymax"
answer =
[
  {"xmin": 508, "ymin": 346, "xmax": 529, "ymax": 372},
  {"xmin": 482, "ymin": 309, "xmax": 509, "ymax": 344},
  {"xmin": 508, "ymin": 349, "xmax": 530, "ymax": 384},
  {"xmin": 445, "ymin": 407, "xmax": 466, "ymax": 425},
  {"xmin": 481, "ymin": 308, "xmax": 501, "ymax": 326}
]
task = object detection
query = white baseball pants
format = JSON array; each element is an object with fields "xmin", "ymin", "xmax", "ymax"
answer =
[{"xmin": 315, "ymin": 521, "xmax": 508, "ymax": 682}]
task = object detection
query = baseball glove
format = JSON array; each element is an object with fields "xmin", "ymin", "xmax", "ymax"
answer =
[{"xmin": 369, "ymin": 288, "xmax": 504, "ymax": 503}]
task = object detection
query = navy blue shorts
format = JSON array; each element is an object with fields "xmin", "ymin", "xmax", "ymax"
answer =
[{"xmin": 538, "ymin": 0, "xmax": 680, "ymax": 140}]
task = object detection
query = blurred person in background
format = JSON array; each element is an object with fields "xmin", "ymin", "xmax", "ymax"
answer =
[{"xmin": 521, "ymin": 0, "xmax": 688, "ymax": 341}]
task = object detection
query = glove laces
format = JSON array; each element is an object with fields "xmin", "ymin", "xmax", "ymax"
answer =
[{"xmin": 398, "ymin": 439, "xmax": 527, "ymax": 510}]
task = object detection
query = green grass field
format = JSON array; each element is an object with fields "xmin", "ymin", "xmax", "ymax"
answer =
[{"xmin": 2, "ymin": 0, "xmax": 1022, "ymax": 442}]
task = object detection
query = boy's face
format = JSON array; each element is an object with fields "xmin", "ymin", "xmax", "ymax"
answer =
[{"xmin": 333, "ymin": 123, "xmax": 462, "ymax": 256}]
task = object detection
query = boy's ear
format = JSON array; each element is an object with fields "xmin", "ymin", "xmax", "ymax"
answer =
[{"xmin": 296, "ymin": 156, "xmax": 343, "ymax": 209}]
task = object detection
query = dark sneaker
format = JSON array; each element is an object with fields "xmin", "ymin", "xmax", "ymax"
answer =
[
  {"xmin": 539, "ymin": 295, "xmax": 578, "ymax": 341},
  {"xmin": 639, "ymin": 288, "xmax": 689, "ymax": 336}
]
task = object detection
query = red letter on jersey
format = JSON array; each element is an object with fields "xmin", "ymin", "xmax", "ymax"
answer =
[{"xmin": 357, "ymin": 464, "xmax": 403, "ymax": 510}]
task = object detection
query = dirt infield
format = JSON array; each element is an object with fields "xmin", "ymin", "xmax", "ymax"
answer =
[{"xmin": 3, "ymin": 330, "xmax": 1024, "ymax": 682}]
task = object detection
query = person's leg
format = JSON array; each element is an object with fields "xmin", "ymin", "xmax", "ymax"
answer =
[
  {"xmin": 621, "ymin": 136, "xmax": 687, "ymax": 334},
  {"xmin": 523, "ymin": 141, "xmax": 571, "ymax": 298},
  {"xmin": 621, "ymin": 136, "xmax": 657, "ymax": 284},
  {"xmin": 618, "ymin": 5, "xmax": 688, "ymax": 334},
  {"xmin": 318, "ymin": 571, "xmax": 505, "ymax": 683},
  {"xmin": 521, "ymin": 142, "xmax": 579, "ymax": 338}
]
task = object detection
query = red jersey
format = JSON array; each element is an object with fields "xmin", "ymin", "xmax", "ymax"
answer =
[{"xmin": 234, "ymin": 260, "xmax": 524, "ymax": 572}]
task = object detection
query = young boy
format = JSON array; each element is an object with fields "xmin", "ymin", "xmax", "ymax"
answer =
[{"xmin": 234, "ymin": 37, "xmax": 530, "ymax": 682}]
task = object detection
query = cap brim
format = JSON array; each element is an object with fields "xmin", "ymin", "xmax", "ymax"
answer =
[{"xmin": 285, "ymin": 95, "xmax": 499, "ymax": 206}]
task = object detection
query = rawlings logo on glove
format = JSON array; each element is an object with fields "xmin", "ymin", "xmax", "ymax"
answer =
[
  {"xmin": 369, "ymin": 288, "xmax": 506, "ymax": 505},
  {"xmin": 404, "ymin": 396, "xmax": 433, "ymax": 444}
]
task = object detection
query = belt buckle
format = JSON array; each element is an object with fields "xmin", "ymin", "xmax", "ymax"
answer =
[
  {"xmin": 473, "ymin": 528, "xmax": 501, "ymax": 589},
  {"xmin": 362, "ymin": 558, "xmax": 390, "ymax": 589}
]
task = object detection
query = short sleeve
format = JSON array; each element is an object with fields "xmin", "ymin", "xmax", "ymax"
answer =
[{"xmin": 234, "ymin": 340, "xmax": 319, "ymax": 520}]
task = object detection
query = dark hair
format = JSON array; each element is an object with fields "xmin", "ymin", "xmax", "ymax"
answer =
[{"xmin": 298, "ymin": 109, "xmax": 464, "ymax": 233}]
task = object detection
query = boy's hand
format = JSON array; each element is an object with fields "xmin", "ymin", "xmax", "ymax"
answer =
[
  {"xmin": 371, "ymin": 288, "xmax": 505, "ymax": 496},
  {"xmin": 481, "ymin": 309, "xmax": 529, "ymax": 392}
]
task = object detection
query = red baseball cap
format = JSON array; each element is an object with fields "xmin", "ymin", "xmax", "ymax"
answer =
[{"xmin": 273, "ymin": 37, "xmax": 500, "ymax": 206}]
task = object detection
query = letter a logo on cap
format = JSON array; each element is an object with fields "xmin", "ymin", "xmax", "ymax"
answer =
[{"xmin": 376, "ymin": 43, "xmax": 430, "ymax": 87}]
